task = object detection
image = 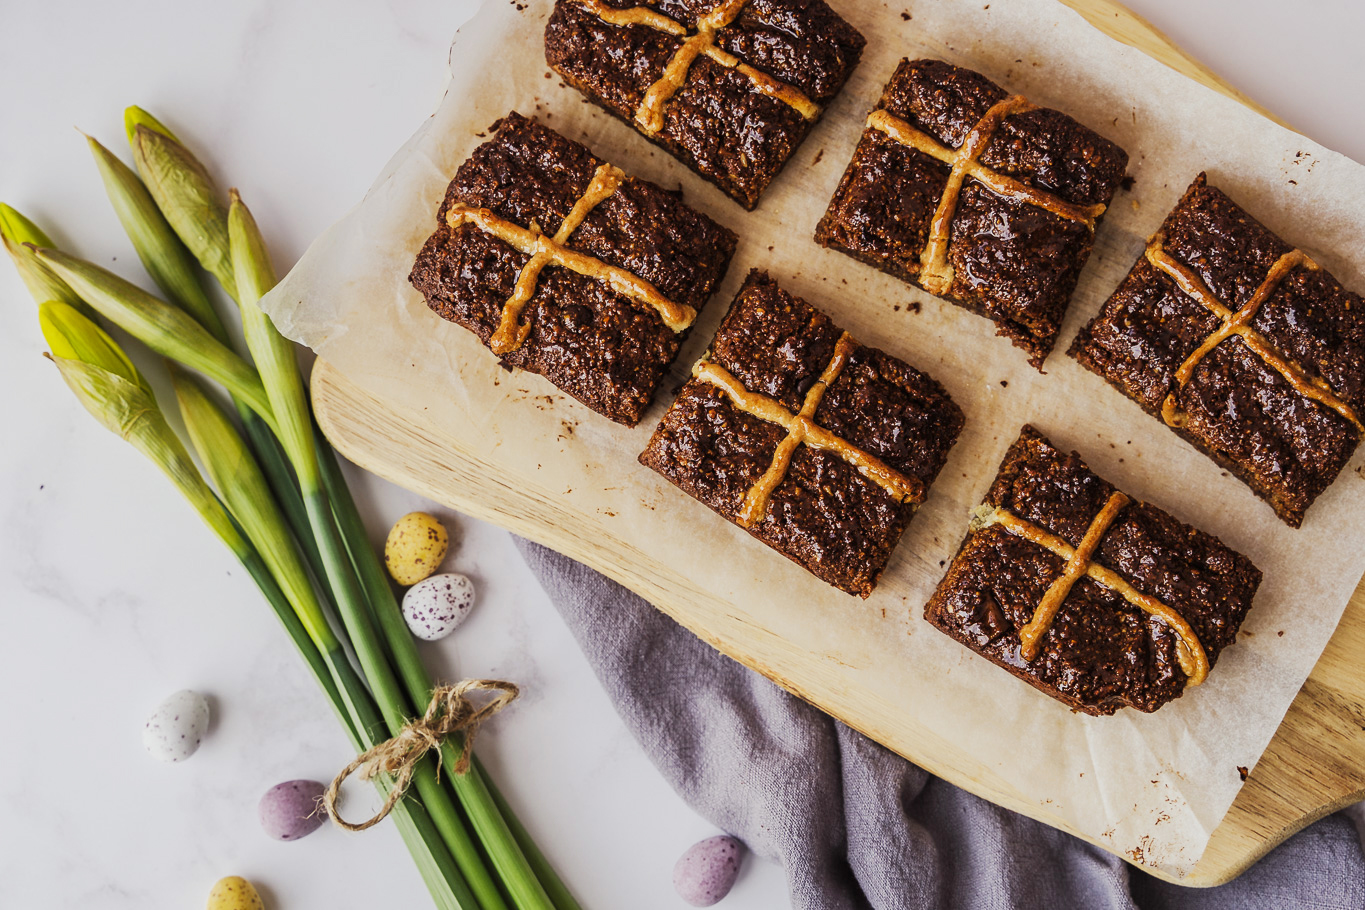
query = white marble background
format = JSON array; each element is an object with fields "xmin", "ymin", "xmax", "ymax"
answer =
[{"xmin": 0, "ymin": 1, "xmax": 1361, "ymax": 907}]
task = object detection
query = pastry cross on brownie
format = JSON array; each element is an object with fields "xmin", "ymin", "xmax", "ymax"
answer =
[
  {"xmin": 976, "ymin": 489, "xmax": 1209, "ymax": 685},
  {"xmin": 570, "ymin": 0, "xmax": 821, "ymax": 134},
  {"xmin": 546, "ymin": 0, "xmax": 866, "ymax": 209},
  {"xmin": 640, "ymin": 271, "xmax": 964, "ymax": 597},
  {"xmin": 1146, "ymin": 237, "xmax": 1361, "ymax": 432},
  {"xmin": 446, "ymin": 171, "xmax": 697, "ymax": 355},
  {"xmin": 409, "ymin": 112, "xmax": 737, "ymax": 427},
  {"xmin": 926, "ymin": 426, "xmax": 1262, "ymax": 715},
  {"xmin": 864, "ymin": 100, "xmax": 1107, "ymax": 300},
  {"xmin": 1071, "ymin": 174, "xmax": 1365, "ymax": 527},
  {"xmin": 691, "ymin": 331, "xmax": 926, "ymax": 524},
  {"xmin": 816, "ymin": 59, "xmax": 1129, "ymax": 368}
]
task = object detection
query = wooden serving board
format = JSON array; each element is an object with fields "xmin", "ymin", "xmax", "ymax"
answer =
[{"xmin": 312, "ymin": 0, "xmax": 1365, "ymax": 887}]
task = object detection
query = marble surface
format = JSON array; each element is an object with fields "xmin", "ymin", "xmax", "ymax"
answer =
[{"xmin": 1, "ymin": 1, "xmax": 1361, "ymax": 907}]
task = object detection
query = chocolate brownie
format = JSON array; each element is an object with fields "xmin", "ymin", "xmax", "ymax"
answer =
[
  {"xmin": 545, "ymin": 0, "xmax": 866, "ymax": 210},
  {"xmin": 639, "ymin": 271, "xmax": 964, "ymax": 596},
  {"xmin": 925, "ymin": 426, "xmax": 1262, "ymax": 715},
  {"xmin": 409, "ymin": 112, "xmax": 737, "ymax": 426},
  {"xmin": 1070, "ymin": 174, "xmax": 1365, "ymax": 527},
  {"xmin": 815, "ymin": 59, "xmax": 1129, "ymax": 369}
]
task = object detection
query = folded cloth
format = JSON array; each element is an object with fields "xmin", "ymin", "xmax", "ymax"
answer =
[{"xmin": 515, "ymin": 539, "xmax": 1365, "ymax": 910}]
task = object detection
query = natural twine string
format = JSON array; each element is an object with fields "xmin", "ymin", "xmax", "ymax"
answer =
[{"xmin": 322, "ymin": 678, "xmax": 519, "ymax": 832}]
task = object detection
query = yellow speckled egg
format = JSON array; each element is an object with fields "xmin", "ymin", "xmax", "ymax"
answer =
[
  {"xmin": 385, "ymin": 512, "xmax": 450, "ymax": 586},
  {"xmin": 207, "ymin": 876, "xmax": 264, "ymax": 910}
]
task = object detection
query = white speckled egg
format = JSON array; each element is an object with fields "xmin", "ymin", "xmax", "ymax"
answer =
[
  {"xmin": 385, "ymin": 512, "xmax": 450, "ymax": 586},
  {"xmin": 674, "ymin": 835, "xmax": 745, "ymax": 907},
  {"xmin": 401, "ymin": 573, "xmax": 475, "ymax": 641},
  {"xmin": 142, "ymin": 689, "xmax": 209, "ymax": 763}
]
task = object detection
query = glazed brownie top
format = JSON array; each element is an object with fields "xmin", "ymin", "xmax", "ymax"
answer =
[
  {"xmin": 933, "ymin": 427, "xmax": 1261, "ymax": 712},
  {"xmin": 700, "ymin": 271, "xmax": 963, "ymax": 507},
  {"xmin": 546, "ymin": 0, "xmax": 865, "ymax": 208},
  {"xmin": 437, "ymin": 111, "xmax": 735, "ymax": 324},
  {"xmin": 875, "ymin": 59, "xmax": 1128, "ymax": 210},
  {"xmin": 816, "ymin": 59, "xmax": 1128, "ymax": 366},
  {"xmin": 1071, "ymin": 174, "xmax": 1365, "ymax": 521},
  {"xmin": 641, "ymin": 271, "xmax": 964, "ymax": 595},
  {"xmin": 552, "ymin": 0, "xmax": 866, "ymax": 110}
]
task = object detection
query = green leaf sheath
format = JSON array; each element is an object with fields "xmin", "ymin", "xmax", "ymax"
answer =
[
  {"xmin": 87, "ymin": 135, "xmax": 223, "ymax": 334},
  {"xmin": 228, "ymin": 193, "xmax": 316, "ymax": 484},
  {"xmin": 33, "ymin": 248, "xmax": 276, "ymax": 429},
  {"xmin": 317, "ymin": 436, "xmax": 559, "ymax": 910},
  {"xmin": 172, "ymin": 368, "xmax": 338, "ymax": 651}
]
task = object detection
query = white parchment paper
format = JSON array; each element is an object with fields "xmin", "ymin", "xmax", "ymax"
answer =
[{"xmin": 262, "ymin": 0, "xmax": 1365, "ymax": 875}]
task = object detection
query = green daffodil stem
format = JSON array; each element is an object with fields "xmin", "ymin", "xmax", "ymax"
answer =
[
  {"xmin": 318, "ymin": 440, "xmax": 564, "ymax": 910},
  {"xmin": 171, "ymin": 367, "xmax": 338, "ymax": 652},
  {"xmin": 475, "ymin": 754, "xmax": 583, "ymax": 910},
  {"xmin": 229, "ymin": 191, "xmax": 506, "ymax": 910}
]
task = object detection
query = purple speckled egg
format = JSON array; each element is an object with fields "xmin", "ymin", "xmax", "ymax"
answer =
[
  {"xmin": 673, "ymin": 835, "xmax": 745, "ymax": 906},
  {"xmin": 401, "ymin": 573, "xmax": 475, "ymax": 641},
  {"xmin": 259, "ymin": 779, "xmax": 327, "ymax": 841}
]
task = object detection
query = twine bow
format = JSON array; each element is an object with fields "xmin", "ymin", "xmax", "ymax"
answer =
[{"xmin": 323, "ymin": 678, "xmax": 519, "ymax": 832}]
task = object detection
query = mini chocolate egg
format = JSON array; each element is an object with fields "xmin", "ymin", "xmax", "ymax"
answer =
[
  {"xmin": 207, "ymin": 876, "xmax": 265, "ymax": 910},
  {"xmin": 674, "ymin": 835, "xmax": 745, "ymax": 907},
  {"xmin": 143, "ymin": 689, "xmax": 210, "ymax": 763},
  {"xmin": 401, "ymin": 573, "xmax": 475, "ymax": 641},
  {"xmin": 259, "ymin": 779, "xmax": 327, "ymax": 841},
  {"xmin": 385, "ymin": 512, "xmax": 450, "ymax": 586}
]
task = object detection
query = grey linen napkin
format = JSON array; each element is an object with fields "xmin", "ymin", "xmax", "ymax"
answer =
[{"xmin": 514, "ymin": 539, "xmax": 1365, "ymax": 910}]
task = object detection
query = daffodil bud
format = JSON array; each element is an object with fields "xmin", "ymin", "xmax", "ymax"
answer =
[
  {"xmin": 0, "ymin": 203, "xmax": 92, "ymax": 316},
  {"xmin": 46, "ymin": 351, "xmax": 246, "ymax": 556},
  {"xmin": 37, "ymin": 301, "xmax": 148, "ymax": 394},
  {"xmin": 87, "ymin": 134, "xmax": 225, "ymax": 339},
  {"xmin": 125, "ymin": 107, "xmax": 235, "ymax": 300}
]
